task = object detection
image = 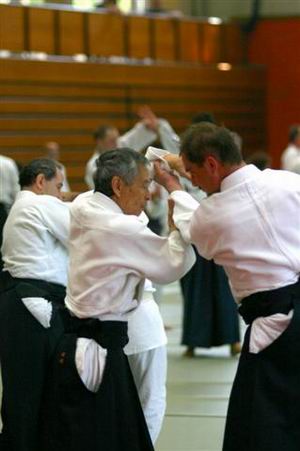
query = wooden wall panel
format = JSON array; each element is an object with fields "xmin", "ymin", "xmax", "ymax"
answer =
[
  {"xmin": 87, "ymin": 13, "xmax": 125, "ymax": 57},
  {"xmin": 223, "ymin": 24, "xmax": 247, "ymax": 64},
  {"xmin": 0, "ymin": 58, "xmax": 266, "ymax": 191},
  {"xmin": 127, "ymin": 15, "xmax": 151, "ymax": 59},
  {"xmin": 0, "ymin": 5, "xmax": 250, "ymax": 67},
  {"xmin": 152, "ymin": 17, "xmax": 176, "ymax": 61},
  {"xmin": 0, "ymin": 5, "xmax": 25, "ymax": 52},
  {"xmin": 27, "ymin": 8, "xmax": 56, "ymax": 54},
  {"xmin": 58, "ymin": 10, "xmax": 85, "ymax": 55},
  {"xmin": 178, "ymin": 20, "xmax": 200, "ymax": 63},
  {"xmin": 200, "ymin": 23, "xmax": 222, "ymax": 64}
]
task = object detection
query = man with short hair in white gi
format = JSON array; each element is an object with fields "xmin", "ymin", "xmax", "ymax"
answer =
[
  {"xmin": 85, "ymin": 105, "xmax": 178, "ymax": 189},
  {"xmin": 0, "ymin": 158, "xmax": 70, "ymax": 451},
  {"xmin": 155, "ymin": 122, "xmax": 300, "ymax": 451},
  {"xmin": 41, "ymin": 148, "xmax": 195, "ymax": 451}
]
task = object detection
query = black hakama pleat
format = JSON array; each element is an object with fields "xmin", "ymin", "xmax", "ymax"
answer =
[
  {"xmin": 0, "ymin": 272, "xmax": 65, "ymax": 451},
  {"xmin": 180, "ymin": 249, "xmax": 240, "ymax": 348},
  {"xmin": 223, "ymin": 281, "xmax": 300, "ymax": 451},
  {"xmin": 41, "ymin": 321, "xmax": 154, "ymax": 451}
]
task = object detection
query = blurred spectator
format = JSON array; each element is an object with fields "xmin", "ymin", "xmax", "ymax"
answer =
[
  {"xmin": 0, "ymin": 154, "xmax": 19, "ymax": 270},
  {"xmin": 178, "ymin": 112, "xmax": 241, "ymax": 357},
  {"xmin": 281, "ymin": 124, "xmax": 300, "ymax": 172},
  {"xmin": 246, "ymin": 151, "xmax": 271, "ymax": 170},
  {"xmin": 146, "ymin": 0, "xmax": 183, "ymax": 17},
  {"xmin": 44, "ymin": 142, "xmax": 70, "ymax": 192},
  {"xmin": 191, "ymin": 111, "xmax": 215, "ymax": 124},
  {"xmin": 94, "ymin": 0, "xmax": 121, "ymax": 13}
]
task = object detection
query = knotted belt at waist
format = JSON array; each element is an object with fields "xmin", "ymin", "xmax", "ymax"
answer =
[
  {"xmin": 0, "ymin": 270, "xmax": 66, "ymax": 304},
  {"xmin": 61, "ymin": 310, "xmax": 129, "ymax": 350},
  {"xmin": 238, "ymin": 278, "xmax": 300, "ymax": 325}
]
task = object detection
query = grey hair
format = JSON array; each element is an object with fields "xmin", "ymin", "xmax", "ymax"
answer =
[{"xmin": 93, "ymin": 148, "xmax": 149, "ymax": 196}]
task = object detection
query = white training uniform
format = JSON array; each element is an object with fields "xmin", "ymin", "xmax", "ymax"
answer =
[
  {"xmin": 2, "ymin": 191, "xmax": 70, "ymax": 286},
  {"xmin": 65, "ymin": 191, "xmax": 195, "ymax": 440},
  {"xmin": 169, "ymin": 164, "xmax": 300, "ymax": 353},
  {"xmin": 125, "ymin": 279, "xmax": 167, "ymax": 444}
]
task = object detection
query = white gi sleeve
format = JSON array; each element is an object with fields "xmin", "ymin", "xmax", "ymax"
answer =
[
  {"xmin": 170, "ymin": 190, "xmax": 200, "ymax": 244},
  {"xmin": 85, "ymin": 153, "xmax": 98, "ymax": 189},
  {"xmin": 118, "ymin": 122, "xmax": 157, "ymax": 151},
  {"xmin": 41, "ymin": 196, "xmax": 70, "ymax": 248},
  {"xmin": 109, "ymin": 219, "xmax": 196, "ymax": 284},
  {"xmin": 157, "ymin": 119, "xmax": 180, "ymax": 154}
]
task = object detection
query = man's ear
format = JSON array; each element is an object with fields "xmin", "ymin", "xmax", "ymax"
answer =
[
  {"xmin": 111, "ymin": 176, "xmax": 123, "ymax": 198},
  {"xmin": 203, "ymin": 155, "xmax": 219, "ymax": 176},
  {"xmin": 35, "ymin": 173, "xmax": 46, "ymax": 193}
]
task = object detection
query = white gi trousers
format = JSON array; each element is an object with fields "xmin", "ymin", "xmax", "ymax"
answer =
[{"xmin": 128, "ymin": 346, "xmax": 167, "ymax": 444}]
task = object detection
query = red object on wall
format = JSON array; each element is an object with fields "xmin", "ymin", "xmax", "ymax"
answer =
[{"xmin": 248, "ymin": 19, "xmax": 300, "ymax": 168}]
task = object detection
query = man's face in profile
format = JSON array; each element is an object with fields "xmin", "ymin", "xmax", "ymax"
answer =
[
  {"xmin": 119, "ymin": 165, "xmax": 151, "ymax": 216},
  {"xmin": 42, "ymin": 169, "xmax": 64, "ymax": 200}
]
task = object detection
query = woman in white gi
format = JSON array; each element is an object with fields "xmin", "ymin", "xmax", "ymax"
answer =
[
  {"xmin": 41, "ymin": 148, "xmax": 195, "ymax": 451},
  {"xmin": 155, "ymin": 122, "xmax": 300, "ymax": 451}
]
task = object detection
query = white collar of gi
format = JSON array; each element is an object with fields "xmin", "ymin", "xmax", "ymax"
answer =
[
  {"xmin": 93, "ymin": 191, "xmax": 123, "ymax": 214},
  {"xmin": 220, "ymin": 164, "xmax": 260, "ymax": 192},
  {"xmin": 17, "ymin": 190, "xmax": 38, "ymax": 199},
  {"xmin": 92, "ymin": 191, "xmax": 148, "ymax": 224}
]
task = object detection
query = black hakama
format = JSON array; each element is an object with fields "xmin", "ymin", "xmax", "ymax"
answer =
[
  {"xmin": 0, "ymin": 271, "xmax": 66, "ymax": 451},
  {"xmin": 41, "ymin": 320, "xmax": 154, "ymax": 451},
  {"xmin": 223, "ymin": 279, "xmax": 300, "ymax": 451},
  {"xmin": 180, "ymin": 249, "xmax": 240, "ymax": 348}
]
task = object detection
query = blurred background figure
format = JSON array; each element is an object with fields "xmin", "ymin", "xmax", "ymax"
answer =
[
  {"xmin": 44, "ymin": 141, "xmax": 70, "ymax": 192},
  {"xmin": 281, "ymin": 124, "xmax": 300, "ymax": 172},
  {"xmin": 94, "ymin": 0, "xmax": 121, "ymax": 13},
  {"xmin": 85, "ymin": 105, "xmax": 178, "ymax": 191},
  {"xmin": 179, "ymin": 112, "xmax": 241, "ymax": 358},
  {"xmin": 246, "ymin": 150, "xmax": 271, "ymax": 170},
  {"xmin": 146, "ymin": 0, "xmax": 183, "ymax": 17},
  {"xmin": 0, "ymin": 154, "xmax": 19, "ymax": 270}
]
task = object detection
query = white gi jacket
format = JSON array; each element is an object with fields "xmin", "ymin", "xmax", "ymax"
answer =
[
  {"xmin": 85, "ymin": 119, "xmax": 178, "ymax": 189},
  {"xmin": 0, "ymin": 155, "xmax": 19, "ymax": 208},
  {"xmin": 66, "ymin": 190, "xmax": 195, "ymax": 319},
  {"xmin": 66, "ymin": 190, "xmax": 195, "ymax": 390},
  {"xmin": 170, "ymin": 164, "xmax": 300, "ymax": 352},
  {"xmin": 2, "ymin": 190, "xmax": 70, "ymax": 287}
]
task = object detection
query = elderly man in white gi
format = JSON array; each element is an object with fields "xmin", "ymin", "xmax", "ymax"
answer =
[
  {"xmin": 41, "ymin": 148, "xmax": 195, "ymax": 451},
  {"xmin": 155, "ymin": 122, "xmax": 300, "ymax": 451},
  {"xmin": 0, "ymin": 158, "xmax": 70, "ymax": 451}
]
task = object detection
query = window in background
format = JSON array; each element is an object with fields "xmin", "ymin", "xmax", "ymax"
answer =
[
  {"xmin": 0, "ymin": 0, "xmax": 146, "ymax": 11},
  {"xmin": 71, "ymin": 0, "xmax": 133, "ymax": 11}
]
